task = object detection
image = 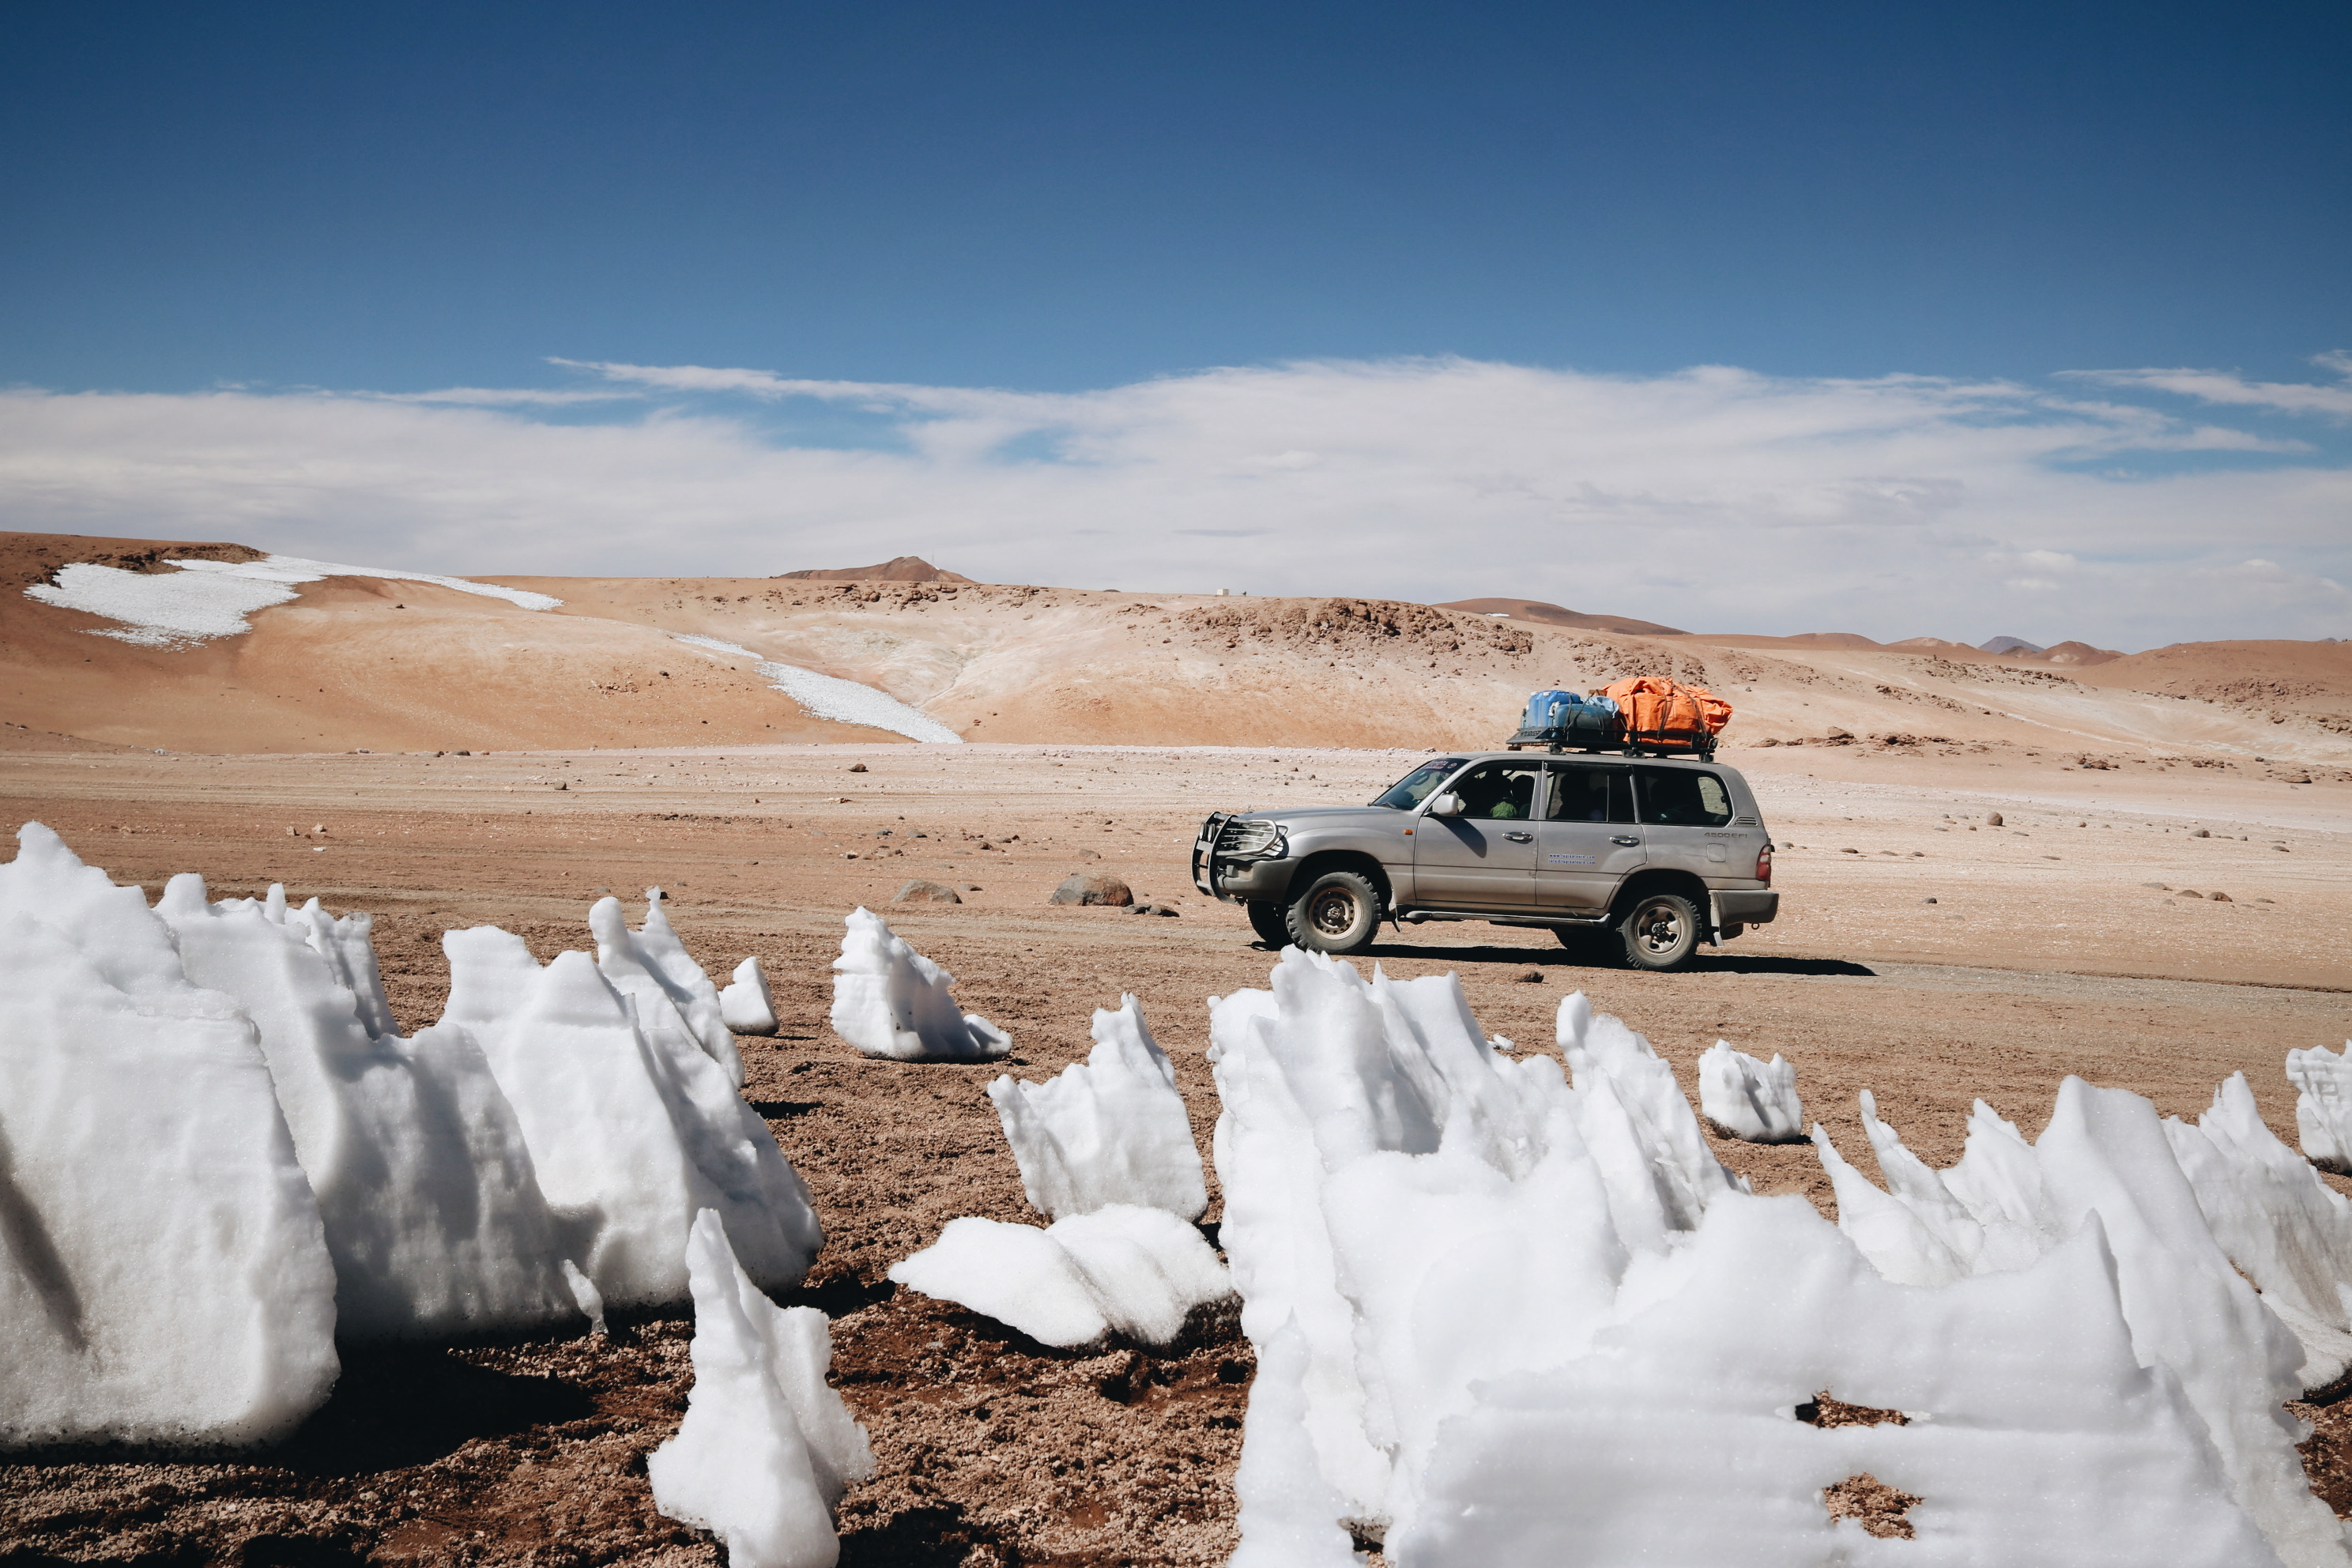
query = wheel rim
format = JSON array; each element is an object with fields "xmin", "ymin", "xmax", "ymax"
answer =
[
  {"xmin": 1630, "ymin": 898, "xmax": 1686, "ymax": 958},
  {"xmin": 1310, "ymin": 887, "xmax": 1362, "ymax": 937}
]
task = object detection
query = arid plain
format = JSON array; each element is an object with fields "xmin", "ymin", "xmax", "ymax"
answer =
[{"xmin": 4, "ymin": 534, "xmax": 2351, "ymax": 1564}]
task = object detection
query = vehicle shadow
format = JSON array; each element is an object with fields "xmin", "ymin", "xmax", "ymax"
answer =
[{"xmin": 1253, "ymin": 940, "xmax": 1875, "ymax": 979}]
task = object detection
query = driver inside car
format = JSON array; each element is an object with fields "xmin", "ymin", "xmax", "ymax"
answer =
[{"xmin": 1453, "ymin": 763, "xmax": 1539, "ymax": 820}]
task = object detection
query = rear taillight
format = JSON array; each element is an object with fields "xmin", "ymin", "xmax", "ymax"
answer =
[{"xmin": 1756, "ymin": 844, "xmax": 1773, "ymax": 883}]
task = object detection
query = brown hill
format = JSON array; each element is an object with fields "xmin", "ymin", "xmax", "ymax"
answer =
[
  {"xmin": 4, "ymin": 530, "xmax": 2347, "ymax": 768},
  {"xmin": 776, "ymin": 556, "xmax": 975, "ymax": 583},
  {"xmin": 1434, "ymin": 598, "xmax": 1686, "ymax": 636}
]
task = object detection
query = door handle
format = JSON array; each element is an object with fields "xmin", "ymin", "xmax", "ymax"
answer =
[
  {"xmin": 1611, "ymin": 835, "xmax": 1641, "ymax": 846},
  {"xmin": 1502, "ymin": 831, "xmax": 1532, "ymax": 842}
]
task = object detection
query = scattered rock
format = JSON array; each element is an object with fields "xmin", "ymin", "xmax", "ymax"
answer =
[
  {"xmin": 1921, "ymin": 897, "xmax": 1937, "ymax": 904},
  {"xmin": 2176, "ymin": 889, "xmax": 2203, "ymax": 899},
  {"xmin": 1127, "ymin": 902, "xmax": 1181, "ymax": 917},
  {"xmin": 2143, "ymin": 882, "xmax": 2170, "ymax": 890},
  {"xmin": 1051, "ymin": 873, "xmax": 1133, "ymax": 907},
  {"xmin": 1074, "ymin": 847, "xmax": 1102, "ymax": 861},
  {"xmin": 1826, "ymin": 727, "xmax": 1853, "ymax": 740},
  {"xmin": 2191, "ymin": 828, "xmax": 2209, "ymax": 838},
  {"xmin": 847, "ymin": 763, "xmax": 868, "ymax": 772},
  {"xmin": 894, "ymin": 880, "xmax": 962, "ymax": 903},
  {"xmin": 2275, "ymin": 844, "xmax": 2291, "ymax": 853},
  {"xmin": 958, "ymin": 884, "xmax": 982, "ymax": 892},
  {"xmin": 1840, "ymin": 848, "xmax": 1860, "ymax": 854},
  {"xmin": 2210, "ymin": 891, "xmax": 2233, "ymax": 903},
  {"xmin": 1517, "ymin": 969, "xmax": 1545, "ymax": 982},
  {"xmin": 1986, "ymin": 812, "xmax": 2003, "ymax": 826}
]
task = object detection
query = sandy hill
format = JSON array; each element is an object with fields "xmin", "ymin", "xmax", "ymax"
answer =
[
  {"xmin": 776, "ymin": 556, "xmax": 976, "ymax": 583},
  {"xmin": 1433, "ymin": 597, "xmax": 1687, "ymax": 636},
  {"xmin": 2, "ymin": 532, "xmax": 2346, "ymax": 776}
]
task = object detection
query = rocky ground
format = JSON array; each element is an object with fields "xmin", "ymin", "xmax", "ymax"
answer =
[{"xmin": 2, "ymin": 742, "xmax": 2349, "ymax": 1565}]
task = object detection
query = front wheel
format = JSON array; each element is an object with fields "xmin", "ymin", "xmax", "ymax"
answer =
[
  {"xmin": 1246, "ymin": 900, "xmax": 1292, "ymax": 948},
  {"xmin": 1285, "ymin": 869, "xmax": 1381, "ymax": 956},
  {"xmin": 1618, "ymin": 891, "xmax": 1702, "ymax": 971}
]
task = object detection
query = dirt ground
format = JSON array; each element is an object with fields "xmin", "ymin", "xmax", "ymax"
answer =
[{"xmin": 2, "ymin": 742, "xmax": 2350, "ymax": 1566}]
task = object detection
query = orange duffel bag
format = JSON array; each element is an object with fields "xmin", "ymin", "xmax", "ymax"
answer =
[{"xmin": 1598, "ymin": 676, "xmax": 1733, "ymax": 755}]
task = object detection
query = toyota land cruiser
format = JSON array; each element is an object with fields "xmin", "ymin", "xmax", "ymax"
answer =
[{"xmin": 1191, "ymin": 752, "xmax": 1777, "ymax": 970}]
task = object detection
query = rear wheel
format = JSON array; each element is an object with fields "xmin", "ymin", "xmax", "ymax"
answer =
[
  {"xmin": 1285, "ymin": 869, "xmax": 1381, "ymax": 956},
  {"xmin": 1246, "ymin": 900, "xmax": 1292, "ymax": 948},
  {"xmin": 1618, "ymin": 891, "xmax": 1702, "ymax": 971}
]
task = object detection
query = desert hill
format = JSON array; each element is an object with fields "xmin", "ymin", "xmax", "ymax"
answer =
[
  {"xmin": 777, "ymin": 556, "xmax": 976, "ymax": 583},
  {"xmin": 2, "ymin": 532, "xmax": 2346, "ymax": 779},
  {"xmin": 1433, "ymin": 597, "xmax": 1687, "ymax": 636}
]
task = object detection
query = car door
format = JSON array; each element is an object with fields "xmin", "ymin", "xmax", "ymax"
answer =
[
  {"xmin": 1412, "ymin": 760, "xmax": 1541, "ymax": 908},
  {"xmin": 1630, "ymin": 764, "xmax": 1738, "ymax": 882},
  {"xmin": 1535, "ymin": 762, "xmax": 1645, "ymax": 909}
]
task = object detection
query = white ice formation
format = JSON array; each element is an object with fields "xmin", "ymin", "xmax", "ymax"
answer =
[
  {"xmin": 1, "ymin": 822, "xmax": 828, "ymax": 1449},
  {"xmin": 986, "ymin": 995, "xmax": 1207, "ymax": 1221},
  {"xmin": 2169, "ymin": 1074, "xmax": 2352, "ymax": 1393},
  {"xmin": 1211, "ymin": 948, "xmax": 2346, "ymax": 1567},
  {"xmin": 2287, "ymin": 1042, "xmax": 2352, "ymax": 1175},
  {"xmin": 156, "ymin": 875, "xmax": 577, "ymax": 1340},
  {"xmin": 1813, "ymin": 1083, "xmax": 2346, "ymax": 1566},
  {"xmin": 593, "ymin": 889, "xmax": 744, "ymax": 1088},
  {"xmin": 441, "ymin": 925, "xmax": 823, "ymax": 1308},
  {"xmin": 828, "ymin": 908, "xmax": 1008, "ymax": 1061},
  {"xmin": 650, "ymin": 1210, "xmax": 874, "ymax": 1568},
  {"xmin": 888, "ymin": 1204, "xmax": 1231, "ymax": 1348},
  {"xmin": 724, "ymin": 956, "xmax": 781, "ymax": 1036},
  {"xmin": 0, "ymin": 825, "xmax": 340, "ymax": 1447},
  {"xmin": 24, "ymin": 554, "xmax": 558, "ymax": 648},
  {"xmin": 669, "ymin": 632, "xmax": 963, "ymax": 744},
  {"xmin": 1696, "ymin": 1039, "xmax": 1805, "ymax": 1143}
]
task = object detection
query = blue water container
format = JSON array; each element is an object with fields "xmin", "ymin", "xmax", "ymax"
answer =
[{"xmin": 1523, "ymin": 689, "xmax": 1578, "ymax": 730}]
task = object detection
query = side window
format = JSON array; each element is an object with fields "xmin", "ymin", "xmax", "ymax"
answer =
[
  {"xmin": 1447, "ymin": 762, "xmax": 1542, "ymax": 820},
  {"xmin": 1546, "ymin": 766, "xmax": 1631, "ymax": 824},
  {"xmin": 1634, "ymin": 767, "xmax": 1735, "ymax": 827}
]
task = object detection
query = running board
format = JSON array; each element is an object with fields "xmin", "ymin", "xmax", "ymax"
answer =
[{"xmin": 1399, "ymin": 910, "xmax": 1614, "ymax": 928}]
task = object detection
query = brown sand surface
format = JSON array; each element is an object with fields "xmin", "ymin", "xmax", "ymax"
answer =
[{"xmin": 2, "ymin": 743, "xmax": 2350, "ymax": 1564}]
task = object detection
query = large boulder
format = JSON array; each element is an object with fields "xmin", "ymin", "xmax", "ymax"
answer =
[
  {"xmin": 1050, "ymin": 874, "xmax": 1133, "ymax": 907},
  {"xmin": 894, "ymin": 880, "xmax": 963, "ymax": 904}
]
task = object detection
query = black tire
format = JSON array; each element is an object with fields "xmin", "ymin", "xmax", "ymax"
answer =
[
  {"xmin": 1246, "ymin": 900, "xmax": 1292, "ymax": 948},
  {"xmin": 1285, "ymin": 869, "xmax": 1381, "ymax": 955},
  {"xmin": 1618, "ymin": 891, "xmax": 1702, "ymax": 971}
]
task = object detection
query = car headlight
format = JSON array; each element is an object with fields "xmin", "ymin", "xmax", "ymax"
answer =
[{"xmin": 1217, "ymin": 819, "xmax": 1286, "ymax": 858}]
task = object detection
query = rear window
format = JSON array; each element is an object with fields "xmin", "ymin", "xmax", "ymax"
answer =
[
  {"xmin": 1373, "ymin": 759, "xmax": 1466, "ymax": 810},
  {"xmin": 1634, "ymin": 767, "xmax": 1735, "ymax": 827}
]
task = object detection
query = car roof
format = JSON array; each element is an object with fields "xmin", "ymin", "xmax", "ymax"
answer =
[{"xmin": 1442, "ymin": 750, "xmax": 1733, "ymax": 768}]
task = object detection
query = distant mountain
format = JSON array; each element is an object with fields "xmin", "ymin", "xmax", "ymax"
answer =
[
  {"xmin": 2036, "ymin": 640, "xmax": 2124, "ymax": 667},
  {"xmin": 777, "ymin": 556, "xmax": 975, "ymax": 583},
  {"xmin": 1435, "ymin": 597, "xmax": 1687, "ymax": 635},
  {"xmin": 1980, "ymin": 635, "xmax": 2045, "ymax": 654},
  {"xmin": 1886, "ymin": 636, "xmax": 1978, "ymax": 652},
  {"xmin": 1782, "ymin": 632, "xmax": 1884, "ymax": 649}
]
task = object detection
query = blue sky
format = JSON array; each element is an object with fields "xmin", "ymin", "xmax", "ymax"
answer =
[{"xmin": 1, "ymin": 2, "xmax": 2346, "ymax": 644}]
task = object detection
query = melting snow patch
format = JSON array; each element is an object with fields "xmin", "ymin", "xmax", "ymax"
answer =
[
  {"xmin": 2287, "ymin": 1042, "xmax": 2352, "ymax": 1175},
  {"xmin": 888, "ymin": 1204, "xmax": 1231, "ymax": 1348},
  {"xmin": 986, "ymin": 994, "xmax": 1207, "ymax": 1220},
  {"xmin": 0, "ymin": 825, "xmax": 340, "ymax": 1447},
  {"xmin": 829, "ymin": 907, "xmax": 1008, "ymax": 1061},
  {"xmin": 723, "ymin": 956, "xmax": 780, "ymax": 1036},
  {"xmin": 650, "ymin": 1210, "xmax": 873, "ymax": 1568},
  {"xmin": 24, "ymin": 555, "xmax": 559, "ymax": 647},
  {"xmin": 1698, "ymin": 1040, "xmax": 1806, "ymax": 1143},
  {"xmin": 669, "ymin": 633, "xmax": 961, "ymax": 743}
]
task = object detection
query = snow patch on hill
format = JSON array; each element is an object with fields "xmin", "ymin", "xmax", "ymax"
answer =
[
  {"xmin": 669, "ymin": 633, "xmax": 962, "ymax": 743},
  {"xmin": 24, "ymin": 553, "xmax": 560, "ymax": 647}
]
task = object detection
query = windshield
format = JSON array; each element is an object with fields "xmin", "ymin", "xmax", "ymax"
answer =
[{"xmin": 1372, "ymin": 758, "xmax": 1466, "ymax": 810}]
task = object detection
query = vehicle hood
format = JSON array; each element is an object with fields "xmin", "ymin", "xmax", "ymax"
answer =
[{"xmin": 1227, "ymin": 805, "xmax": 1400, "ymax": 827}]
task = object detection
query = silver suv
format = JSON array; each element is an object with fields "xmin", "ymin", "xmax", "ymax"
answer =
[{"xmin": 1191, "ymin": 752, "xmax": 1777, "ymax": 970}]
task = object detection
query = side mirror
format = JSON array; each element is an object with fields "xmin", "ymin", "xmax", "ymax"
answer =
[{"xmin": 1427, "ymin": 793, "xmax": 1464, "ymax": 817}]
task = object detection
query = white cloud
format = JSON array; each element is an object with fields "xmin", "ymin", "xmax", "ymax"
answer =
[
  {"xmin": 1, "ymin": 357, "xmax": 2345, "ymax": 649},
  {"xmin": 2066, "ymin": 353, "xmax": 2352, "ymax": 420}
]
